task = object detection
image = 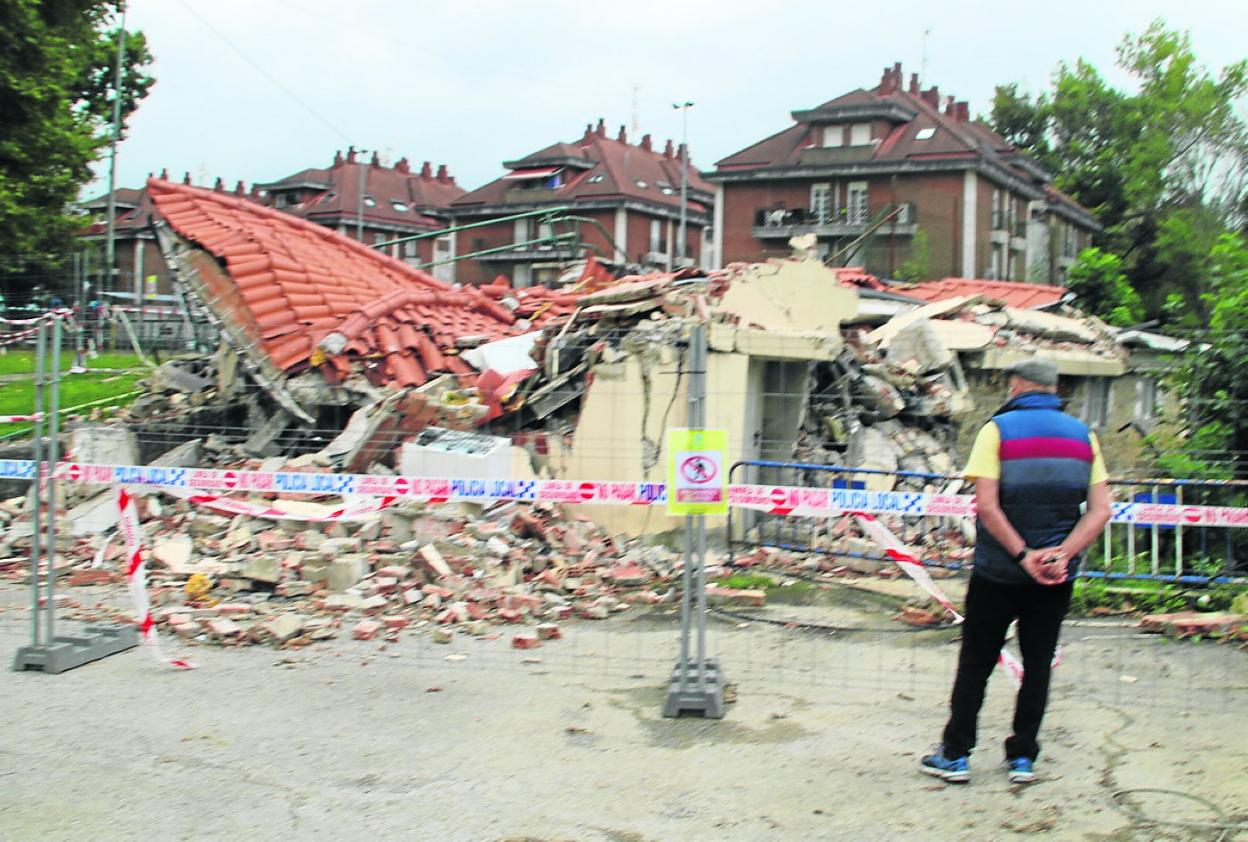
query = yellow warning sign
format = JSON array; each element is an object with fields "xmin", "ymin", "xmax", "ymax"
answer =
[{"xmin": 666, "ymin": 428, "xmax": 728, "ymax": 516}]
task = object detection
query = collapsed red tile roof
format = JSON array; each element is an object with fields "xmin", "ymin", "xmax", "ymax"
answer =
[
  {"xmin": 899, "ymin": 278, "xmax": 1066, "ymax": 310},
  {"xmin": 147, "ymin": 177, "xmax": 526, "ymax": 389}
]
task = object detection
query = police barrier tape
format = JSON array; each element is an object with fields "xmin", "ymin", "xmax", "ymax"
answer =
[
  {"xmin": 2, "ymin": 461, "xmax": 1246, "ymax": 528},
  {"xmin": 0, "ymin": 414, "xmax": 42, "ymax": 423}
]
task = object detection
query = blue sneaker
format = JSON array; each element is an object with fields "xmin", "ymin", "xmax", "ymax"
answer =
[
  {"xmin": 1007, "ymin": 757, "xmax": 1036, "ymax": 784},
  {"xmin": 920, "ymin": 746, "xmax": 970, "ymax": 783}
]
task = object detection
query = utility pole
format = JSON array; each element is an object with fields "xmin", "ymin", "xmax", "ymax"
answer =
[
  {"xmin": 104, "ymin": 3, "xmax": 128, "ymax": 299},
  {"xmin": 672, "ymin": 101, "xmax": 694, "ymax": 266},
  {"xmin": 356, "ymin": 148, "xmax": 370, "ymax": 243}
]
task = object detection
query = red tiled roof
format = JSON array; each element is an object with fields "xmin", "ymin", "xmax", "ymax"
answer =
[
  {"xmin": 899, "ymin": 278, "xmax": 1066, "ymax": 309},
  {"xmin": 148, "ymin": 178, "xmax": 524, "ymax": 389},
  {"xmin": 453, "ymin": 124, "xmax": 713, "ymax": 214},
  {"xmin": 259, "ymin": 153, "xmax": 466, "ymax": 231}
]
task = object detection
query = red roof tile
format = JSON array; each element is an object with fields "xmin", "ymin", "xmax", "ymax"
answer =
[
  {"xmin": 453, "ymin": 124, "xmax": 713, "ymax": 214},
  {"xmin": 899, "ymin": 278, "xmax": 1066, "ymax": 309},
  {"xmin": 148, "ymin": 178, "xmax": 523, "ymax": 389}
]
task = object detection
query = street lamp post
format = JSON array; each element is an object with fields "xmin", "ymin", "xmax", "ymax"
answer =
[
  {"xmin": 356, "ymin": 147, "xmax": 370, "ymax": 243},
  {"xmin": 104, "ymin": 4, "xmax": 128, "ymax": 298},
  {"xmin": 672, "ymin": 101, "xmax": 694, "ymax": 266}
]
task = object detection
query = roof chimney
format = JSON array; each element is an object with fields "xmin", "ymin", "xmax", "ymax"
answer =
[
  {"xmin": 908, "ymin": 73, "xmax": 919, "ymax": 94},
  {"xmin": 595, "ymin": 118, "xmax": 606, "ymax": 137},
  {"xmin": 394, "ymin": 157, "xmax": 409, "ymax": 174},
  {"xmin": 182, "ymin": 172, "xmax": 191, "ymax": 185},
  {"xmin": 333, "ymin": 149, "xmax": 344, "ymax": 167},
  {"xmin": 944, "ymin": 95, "xmax": 956, "ymax": 115},
  {"xmin": 617, "ymin": 125, "xmax": 627, "ymax": 143},
  {"xmin": 421, "ymin": 161, "xmax": 432, "ymax": 178},
  {"xmin": 921, "ymin": 86, "xmax": 939, "ymax": 108},
  {"xmin": 663, "ymin": 139, "xmax": 674, "ymax": 158},
  {"xmin": 346, "ymin": 146, "xmax": 357, "ymax": 163},
  {"xmin": 234, "ymin": 180, "xmax": 246, "ymax": 195},
  {"xmin": 879, "ymin": 66, "xmax": 895, "ymax": 93},
  {"xmin": 640, "ymin": 133, "xmax": 652, "ymax": 151},
  {"xmin": 677, "ymin": 142, "xmax": 688, "ymax": 162},
  {"xmin": 159, "ymin": 168, "xmax": 169, "ymax": 181},
  {"xmin": 583, "ymin": 122, "xmax": 593, "ymax": 141},
  {"xmin": 955, "ymin": 101, "xmax": 970, "ymax": 122},
  {"xmin": 250, "ymin": 184, "xmax": 262, "ymax": 199},
  {"xmin": 369, "ymin": 151, "xmax": 380, "ymax": 167},
  {"xmin": 436, "ymin": 164, "xmax": 449, "ymax": 183},
  {"xmin": 213, "ymin": 177, "xmax": 225, "ymax": 193}
]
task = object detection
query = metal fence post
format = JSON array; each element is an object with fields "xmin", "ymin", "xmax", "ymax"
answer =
[
  {"xmin": 13, "ymin": 314, "xmax": 138, "ymax": 674},
  {"xmin": 663, "ymin": 322, "xmax": 724, "ymax": 718}
]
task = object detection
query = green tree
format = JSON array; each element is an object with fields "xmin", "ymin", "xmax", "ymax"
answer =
[
  {"xmin": 0, "ymin": 1, "xmax": 154, "ymax": 298},
  {"xmin": 989, "ymin": 22, "xmax": 1248, "ymax": 319},
  {"xmin": 896, "ymin": 227, "xmax": 930, "ymax": 281},
  {"xmin": 1160, "ymin": 232, "xmax": 1248, "ymax": 479},
  {"xmin": 1064, "ymin": 247, "xmax": 1142, "ymax": 326}
]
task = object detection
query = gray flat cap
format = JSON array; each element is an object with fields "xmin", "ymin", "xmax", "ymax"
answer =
[{"xmin": 1004, "ymin": 357, "xmax": 1059, "ymax": 386}]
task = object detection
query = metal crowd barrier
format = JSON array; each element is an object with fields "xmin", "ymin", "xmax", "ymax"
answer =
[{"xmin": 727, "ymin": 459, "xmax": 1248, "ymax": 583}]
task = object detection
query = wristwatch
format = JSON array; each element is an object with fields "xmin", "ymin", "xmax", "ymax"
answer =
[{"xmin": 1012, "ymin": 548, "xmax": 1030, "ymax": 564}]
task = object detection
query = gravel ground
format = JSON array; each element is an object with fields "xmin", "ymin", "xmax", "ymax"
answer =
[{"xmin": 1, "ymin": 586, "xmax": 1246, "ymax": 841}]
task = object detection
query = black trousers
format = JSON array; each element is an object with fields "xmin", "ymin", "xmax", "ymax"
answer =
[{"xmin": 941, "ymin": 574, "xmax": 1073, "ymax": 760}]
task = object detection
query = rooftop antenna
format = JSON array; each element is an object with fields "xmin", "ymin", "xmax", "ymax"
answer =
[
  {"xmin": 921, "ymin": 26, "xmax": 931, "ymax": 80},
  {"xmin": 631, "ymin": 85, "xmax": 640, "ymax": 138}
]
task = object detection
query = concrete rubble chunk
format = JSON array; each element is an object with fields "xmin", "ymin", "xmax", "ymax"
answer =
[
  {"xmin": 152, "ymin": 535, "xmax": 194, "ymax": 573},
  {"xmin": 418, "ymin": 544, "xmax": 452, "ymax": 579},
  {"xmin": 265, "ymin": 614, "xmax": 305, "ymax": 643},
  {"xmin": 326, "ymin": 556, "xmax": 368, "ymax": 592}
]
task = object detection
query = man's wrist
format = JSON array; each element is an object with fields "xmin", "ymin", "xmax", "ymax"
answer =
[{"xmin": 1012, "ymin": 547, "xmax": 1030, "ymax": 564}]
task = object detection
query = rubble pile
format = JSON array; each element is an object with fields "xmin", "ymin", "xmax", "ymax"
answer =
[{"xmin": 0, "ymin": 485, "xmax": 686, "ymax": 649}]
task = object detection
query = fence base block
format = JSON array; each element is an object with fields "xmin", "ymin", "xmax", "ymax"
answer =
[
  {"xmin": 662, "ymin": 658, "xmax": 725, "ymax": 719},
  {"xmin": 12, "ymin": 625, "xmax": 138, "ymax": 674}
]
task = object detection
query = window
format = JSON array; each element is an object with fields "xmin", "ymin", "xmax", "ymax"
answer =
[
  {"xmin": 1080, "ymin": 377, "xmax": 1111, "ymax": 428},
  {"xmin": 849, "ymin": 123, "xmax": 872, "ymax": 146},
  {"xmin": 587, "ymin": 174, "xmax": 605, "ymax": 184},
  {"xmin": 362, "ymin": 195, "xmax": 376, "ymax": 207},
  {"xmin": 810, "ymin": 183, "xmax": 833, "ymax": 223},
  {"xmin": 274, "ymin": 194, "xmax": 288, "ymax": 209},
  {"xmin": 649, "ymin": 219, "xmax": 662, "ymax": 252},
  {"xmin": 403, "ymin": 239, "xmax": 417, "ymax": 258},
  {"xmin": 634, "ymin": 179, "xmax": 648, "ymax": 189},
  {"xmin": 391, "ymin": 201, "xmax": 410, "ymax": 213},
  {"xmin": 822, "ymin": 125, "xmax": 843, "ymax": 148},
  {"xmin": 915, "ymin": 127, "xmax": 935, "ymax": 141},
  {"xmin": 992, "ymin": 189, "xmax": 1003, "ymax": 229},
  {"xmin": 1134, "ymin": 377, "xmax": 1159, "ymax": 422},
  {"xmin": 846, "ymin": 181, "xmax": 868, "ymax": 223},
  {"xmin": 373, "ymin": 232, "xmax": 388, "ymax": 245}
]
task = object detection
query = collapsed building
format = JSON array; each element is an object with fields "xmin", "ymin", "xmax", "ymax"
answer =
[{"xmin": 0, "ymin": 179, "xmax": 1184, "ymax": 648}]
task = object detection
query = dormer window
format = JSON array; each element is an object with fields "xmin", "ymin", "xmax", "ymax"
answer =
[
  {"xmin": 391, "ymin": 201, "xmax": 410, "ymax": 213},
  {"xmin": 849, "ymin": 123, "xmax": 872, "ymax": 146},
  {"xmin": 823, "ymin": 126, "xmax": 844, "ymax": 148},
  {"xmin": 362, "ymin": 196, "xmax": 376, "ymax": 207}
]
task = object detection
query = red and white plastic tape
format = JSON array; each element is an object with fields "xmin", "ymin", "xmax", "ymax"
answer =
[
  {"xmin": 0, "ymin": 307, "xmax": 75, "ymax": 326},
  {"xmin": 849, "ymin": 511, "xmax": 1057, "ymax": 688},
  {"xmin": 0, "ymin": 414, "xmax": 42, "ymax": 423},
  {"xmin": 116, "ymin": 487, "xmax": 195, "ymax": 670}
]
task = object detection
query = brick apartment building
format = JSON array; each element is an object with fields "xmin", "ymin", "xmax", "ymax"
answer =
[
  {"xmin": 706, "ymin": 63, "xmax": 1099, "ymax": 282},
  {"xmin": 447, "ymin": 119, "xmax": 713, "ymax": 287},
  {"xmin": 81, "ymin": 185, "xmax": 173, "ymax": 301},
  {"xmin": 255, "ymin": 148, "xmax": 465, "ymax": 281}
]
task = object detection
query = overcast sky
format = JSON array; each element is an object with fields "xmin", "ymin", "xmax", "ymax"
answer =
[{"xmin": 93, "ymin": 0, "xmax": 1247, "ymax": 198}]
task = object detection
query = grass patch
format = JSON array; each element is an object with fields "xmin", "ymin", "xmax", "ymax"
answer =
[
  {"xmin": 0, "ymin": 351, "xmax": 145, "ymax": 375},
  {"xmin": 1070, "ymin": 578, "xmax": 1248, "ymax": 616},
  {"xmin": 0, "ymin": 373, "xmax": 143, "ymax": 436},
  {"xmin": 717, "ymin": 573, "xmax": 778, "ymax": 591}
]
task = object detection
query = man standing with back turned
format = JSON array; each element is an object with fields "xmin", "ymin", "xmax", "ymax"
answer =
[{"xmin": 921, "ymin": 358, "xmax": 1111, "ymax": 784}]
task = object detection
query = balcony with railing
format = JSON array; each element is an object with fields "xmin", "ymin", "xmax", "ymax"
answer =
[{"xmin": 751, "ymin": 203, "xmax": 917, "ymax": 239}]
